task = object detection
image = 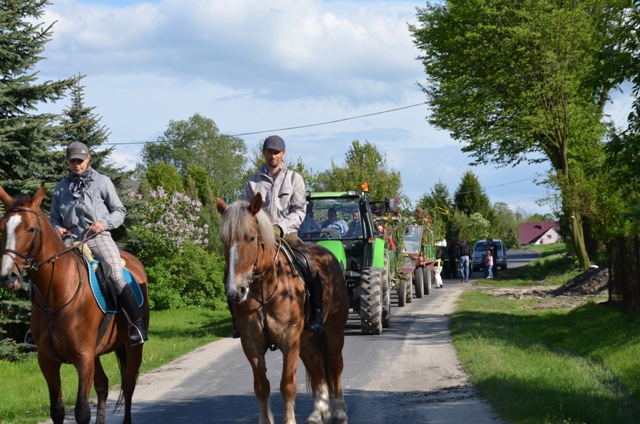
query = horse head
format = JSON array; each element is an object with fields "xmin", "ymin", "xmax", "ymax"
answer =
[
  {"xmin": 0, "ymin": 184, "xmax": 47, "ymax": 291},
  {"xmin": 216, "ymin": 193, "xmax": 276, "ymax": 303}
]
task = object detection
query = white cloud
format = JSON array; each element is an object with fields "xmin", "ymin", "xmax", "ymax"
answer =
[{"xmin": 35, "ymin": 0, "xmax": 613, "ymax": 216}]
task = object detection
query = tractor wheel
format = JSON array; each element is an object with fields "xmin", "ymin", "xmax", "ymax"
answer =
[
  {"xmin": 359, "ymin": 267, "xmax": 383, "ymax": 335},
  {"xmin": 424, "ymin": 266, "xmax": 432, "ymax": 295},
  {"xmin": 398, "ymin": 278, "xmax": 406, "ymax": 307},
  {"xmin": 381, "ymin": 254, "xmax": 391, "ymax": 328},
  {"xmin": 415, "ymin": 268, "xmax": 424, "ymax": 298}
]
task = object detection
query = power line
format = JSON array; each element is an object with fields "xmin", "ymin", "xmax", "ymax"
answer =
[{"xmin": 103, "ymin": 102, "xmax": 428, "ymax": 146}]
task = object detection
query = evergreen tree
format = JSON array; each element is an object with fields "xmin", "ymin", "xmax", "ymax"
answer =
[
  {"xmin": 0, "ymin": 0, "xmax": 78, "ymax": 196},
  {"xmin": 453, "ymin": 171, "xmax": 492, "ymax": 219},
  {"xmin": 58, "ymin": 77, "xmax": 126, "ymax": 183}
]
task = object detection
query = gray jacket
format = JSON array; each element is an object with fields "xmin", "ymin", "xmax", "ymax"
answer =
[
  {"xmin": 50, "ymin": 170, "xmax": 126, "ymax": 238},
  {"xmin": 241, "ymin": 163, "xmax": 306, "ymax": 236}
]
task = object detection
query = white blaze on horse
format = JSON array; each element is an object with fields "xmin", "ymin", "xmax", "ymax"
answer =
[{"xmin": 217, "ymin": 194, "xmax": 349, "ymax": 424}]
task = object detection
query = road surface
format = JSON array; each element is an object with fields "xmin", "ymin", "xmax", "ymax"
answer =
[{"xmin": 44, "ymin": 250, "xmax": 538, "ymax": 423}]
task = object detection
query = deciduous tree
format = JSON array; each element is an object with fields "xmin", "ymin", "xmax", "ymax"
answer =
[{"xmin": 410, "ymin": 0, "xmax": 634, "ymax": 269}]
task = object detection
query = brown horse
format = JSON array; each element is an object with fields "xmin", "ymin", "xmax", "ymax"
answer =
[
  {"xmin": 217, "ymin": 194, "xmax": 349, "ymax": 424},
  {"xmin": 0, "ymin": 184, "xmax": 149, "ymax": 424}
]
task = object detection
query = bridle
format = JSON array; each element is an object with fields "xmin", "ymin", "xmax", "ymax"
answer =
[
  {"xmin": 1, "ymin": 205, "xmax": 88, "ymax": 363},
  {"xmin": 0, "ymin": 206, "xmax": 88, "ymax": 313},
  {"xmin": 1, "ymin": 206, "xmax": 80, "ymax": 271},
  {"xmin": 246, "ymin": 216, "xmax": 281, "ymax": 306}
]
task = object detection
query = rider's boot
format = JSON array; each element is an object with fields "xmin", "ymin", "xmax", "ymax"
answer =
[
  {"xmin": 305, "ymin": 273, "xmax": 324, "ymax": 334},
  {"xmin": 117, "ymin": 284, "xmax": 148, "ymax": 346}
]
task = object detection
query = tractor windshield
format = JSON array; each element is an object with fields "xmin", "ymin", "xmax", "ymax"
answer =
[{"xmin": 299, "ymin": 197, "xmax": 362, "ymax": 240}]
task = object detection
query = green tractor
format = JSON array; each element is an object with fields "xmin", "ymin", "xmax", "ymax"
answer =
[{"xmin": 298, "ymin": 184, "xmax": 397, "ymax": 335}]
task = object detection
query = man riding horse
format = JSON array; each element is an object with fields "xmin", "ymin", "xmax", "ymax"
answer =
[{"xmin": 234, "ymin": 135, "xmax": 324, "ymax": 336}]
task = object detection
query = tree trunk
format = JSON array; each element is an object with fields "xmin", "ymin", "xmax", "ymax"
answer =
[{"xmin": 570, "ymin": 211, "xmax": 590, "ymax": 270}]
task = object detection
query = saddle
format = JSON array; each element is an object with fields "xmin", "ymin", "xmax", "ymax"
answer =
[
  {"xmin": 71, "ymin": 242, "xmax": 143, "ymax": 313},
  {"xmin": 279, "ymin": 240, "xmax": 313, "ymax": 305}
]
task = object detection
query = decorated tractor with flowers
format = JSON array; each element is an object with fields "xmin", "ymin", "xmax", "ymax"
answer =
[
  {"xmin": 298, "ymin": 183, "xmax": 398, "ymax": 335},
  {"xmin": 396, "ymin": 213, "xmax": 439, "ymax": 307}
]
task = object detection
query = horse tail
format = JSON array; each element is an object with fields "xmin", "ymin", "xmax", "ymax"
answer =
[
  {"xmin": 114, "ymin": 345, "xmax": 127, "ymax": 410},
  {"xmin": 306, "ymin": 331, "xmax": 334, "ymax": 396}
]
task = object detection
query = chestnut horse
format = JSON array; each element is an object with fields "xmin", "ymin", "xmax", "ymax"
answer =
[
  {"xmin": 0, "ymin": 184, "xmax": 149, "ymax": 424},
  {"xmin": 217, "ymin": 194, "xmax": 349, "ymax": 424}
]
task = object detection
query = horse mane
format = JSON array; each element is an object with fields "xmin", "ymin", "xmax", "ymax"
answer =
[
  {"xmin": 6, "ymin": 194, "xmax": 29, "ymax": 210},
  {"xmin": 219, "ymin": 200, "xmax": 276, "ymax": 248}
]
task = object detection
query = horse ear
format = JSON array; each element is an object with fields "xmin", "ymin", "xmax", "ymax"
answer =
[
  {"xmin": 0, "ymin": 185, "xmax": 12, "ymax": 208},
  {"xmin": 32, "ymin": 183, "xmax": 46, "ymax": 209},
  {"xmin": 249, "ymin": 193, "xmax": 263, "ymax": 216},
  {"xmin": 216, "ymin": 197, "xmax": 227, "ymax": 215}
]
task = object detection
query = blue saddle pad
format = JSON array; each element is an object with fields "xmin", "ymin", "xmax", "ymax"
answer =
[{"xmin": 85, "ymin": 257, "xmax": 144, "ymax": 313}]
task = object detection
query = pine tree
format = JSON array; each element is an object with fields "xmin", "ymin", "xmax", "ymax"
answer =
[
  {"xmin": 58, "ymin": 77, "xmax": 126, "ymax": 185},
  {"xmin": 0, "ymin": 0, "xmax": 79, "ymax": 196}
]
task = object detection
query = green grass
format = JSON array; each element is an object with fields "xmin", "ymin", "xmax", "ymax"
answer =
[
  {"xmin": 0, "ymin": 308, "xmax": 233, "ymax": 424},
  {"xmin": 4, "ymin": 242, "xmax": 640, "ymax": 424},
  {"xmin": 452, "ymin": 243, "xmax": 640, "ymax": 424}
]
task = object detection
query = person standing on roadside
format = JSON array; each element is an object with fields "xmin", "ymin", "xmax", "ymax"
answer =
[
  {"xmin": 458, "ymin": 236, "xmax": 471, "ymax": 283},
  {"xmin": 240, "ymin": 135, "xmax": 324, "ymax": 335},
  {"xmin": 485, "ymin": 249, "xmax": 494, "ymax": 279},
  {"xmin": 487, "ymin": 237, "xmax": 498, "ymax": 275}
]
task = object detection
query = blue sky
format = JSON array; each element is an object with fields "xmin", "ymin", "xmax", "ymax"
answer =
[{"xmin": 37, "ymin": 0, "xmax": 633, "ymax": 216}]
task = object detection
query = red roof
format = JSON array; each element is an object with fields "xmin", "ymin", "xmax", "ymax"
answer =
[{"xmin": 518, "ymin": 222, "xmax": 559, "ymax": 246}]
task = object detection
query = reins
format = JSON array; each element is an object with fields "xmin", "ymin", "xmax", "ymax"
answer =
[{"xmin": 1, "ymin": 206, "xmax": 99, "ymax": 363}]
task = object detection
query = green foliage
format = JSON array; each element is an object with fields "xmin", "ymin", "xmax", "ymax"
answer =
[
  {"xmin": 142, "ymin": 162, "xmax": 184, "ymax": 195},
  {"xmin": 126, "ymin": 187, "xmax": 227, "ymax": 310},
  {"xmin": 140, "ymin": 113, "xmax": 247, "ymax": 201},
  {"xmin": 317, "ymin": 140, "xmax": 402, "ymax": 199},
  {"xmin": 0, "ymin": 0, "xmax": 79, "ymax": 196},
  {"xmin": 410, "ymin": 0, "xmax": 635, "ymax": 268},
  {"xmin": 144, "ymin": 243, "xmax": 226, "ymax": 310},
  {"xmin": 453, "ymin": 171, "xmax": 493, "ymax": 220},
  {"xmin": 0, "ymin": 299, "xmax": 31, "ymax": 360}
]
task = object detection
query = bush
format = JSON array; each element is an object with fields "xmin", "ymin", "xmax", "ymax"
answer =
[{"xmin": 145, "ymin": 243, "xmax": 226, "ymax": 310}]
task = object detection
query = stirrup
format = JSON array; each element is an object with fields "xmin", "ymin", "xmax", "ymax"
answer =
[{"xmin": 128, "ymin": 326, "xmax": 147, "ymax": 346}]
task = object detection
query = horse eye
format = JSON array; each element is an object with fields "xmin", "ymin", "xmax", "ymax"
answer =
[
  {"xmin": 27, "ymin": 227, "xmax": 36, "ymax": 233},
  {"xmin": 248, "ymin": 236, "xmax": 256, "ymax": 243}
]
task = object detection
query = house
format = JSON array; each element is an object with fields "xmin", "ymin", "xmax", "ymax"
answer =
[{"xmin": 518, "ymin": 222, "xmax": 561, "ymax": 246}]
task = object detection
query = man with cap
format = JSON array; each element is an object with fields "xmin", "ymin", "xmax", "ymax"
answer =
[
  {"xmin": 50, "ymin": 142, "xmax": 148, "ymax": 346},
  {"xmin": 239, "ymin": 135, "xmax": 325, "ymax": 335}
]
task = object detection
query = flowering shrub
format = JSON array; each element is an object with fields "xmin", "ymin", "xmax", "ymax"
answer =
[
  {"xmin": 126, "ymin": 187, "xmax": 227, "ymax": 310},
  {"xmin": 128, "ymin": 187, "xmax": 209, "ymax": 262}
]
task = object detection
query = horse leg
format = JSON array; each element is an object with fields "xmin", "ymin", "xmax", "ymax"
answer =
[
  {"xmin": 299, "ymin": 338, "xmax": 330, "ymax": 424},
  {"xmin": 326, "ymin": 333, "xmax": 347, "ymax": 424},
  {"xmin": 280, "ymin": 342, "xmax": 302, "ymax": 424},
  {"xmin": 94, "ymin": 357, "xmax": 109, "ymax": 424},
  {"xmin": 38, "ymin": 354, "xmax": 65, "ymax": 424},
  {"xmin": 73, "ymin": 355, "xmax": 96, "ymax": 424},
  {"xmin": 243, "ymin": 344, "xmax": 273, "ymax": 424},
  {"xmin": 121, "ymin": 345, "xmax": 143, "ymax": 424}
]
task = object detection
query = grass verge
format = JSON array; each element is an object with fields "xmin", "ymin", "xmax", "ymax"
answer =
[
  {"xmin": 0, "ymin": 308, "xmax": 232, "ymax": 424},
  {"xmin": 451, "ymin": 244, "xmax": 640, "ymax": 424}
]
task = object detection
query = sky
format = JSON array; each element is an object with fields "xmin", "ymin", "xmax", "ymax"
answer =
[{"xmin": 35, "ymin": 0, "xmax": 634, "ymax": 216}]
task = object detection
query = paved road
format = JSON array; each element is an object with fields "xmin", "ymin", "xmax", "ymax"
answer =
[{"xmin": 44, "ymin": 250, "xmax": 538, "ymax": 423}]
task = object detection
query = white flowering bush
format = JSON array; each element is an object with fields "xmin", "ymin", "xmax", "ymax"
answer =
[{"xmin": 127, "ymin": 187, "xmax": 225, "ymax": 309}]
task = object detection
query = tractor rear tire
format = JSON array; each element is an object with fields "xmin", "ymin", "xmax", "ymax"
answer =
[
  {"xmin": 415, "ymin": 268, "xmax": 424, "ymax": 298},
  {"xmin": 381, "ymin": 255, "xmax": 391, "ymax": 328},
  {"xmin": 424, "ymin": 266, "xmax": 432, "ymax": 295},
  {"xmin": 360, "ymin": 267, "xmax": 383, "ymax": 335},
  {"xmin": 398, "ymin": 279, "xmax": 406, "ymax": 307}
]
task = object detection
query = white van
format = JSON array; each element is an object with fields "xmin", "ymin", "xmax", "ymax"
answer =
[{"xmin": 471, "ymin": 239, "xmax": 507, "ymax": 271}]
